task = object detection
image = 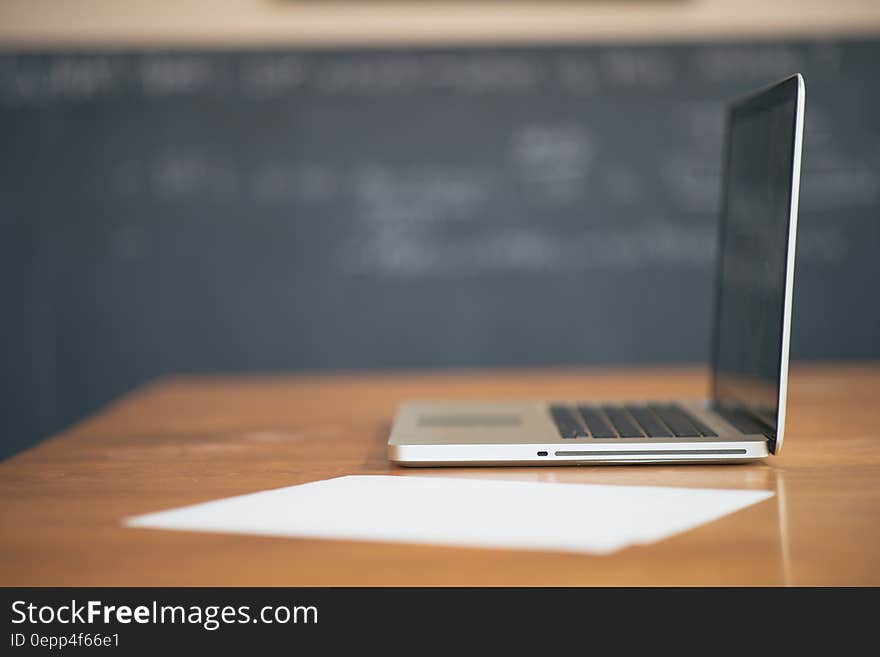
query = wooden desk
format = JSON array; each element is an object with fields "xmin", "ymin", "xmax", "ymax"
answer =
[{"xmin": 2, "ymin": 364, "xmax": 878, "ymax": 586}]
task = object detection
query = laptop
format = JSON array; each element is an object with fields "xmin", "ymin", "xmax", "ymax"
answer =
[{"xmin": 388, "ymin": 74, "xmax": 805, "ymax": 466}]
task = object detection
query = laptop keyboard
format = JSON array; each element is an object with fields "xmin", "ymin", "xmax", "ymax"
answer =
[{"xmin": 549, "ymin": 404, "xmax": 719, "ymax": 439}]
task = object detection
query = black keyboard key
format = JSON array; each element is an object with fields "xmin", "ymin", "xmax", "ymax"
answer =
[
  {"xmin": 649, "ymin": 404, "xmax": 702, "ymax": 437},
  {"xmin": 625, "ymin": 405, "xmax": 673, "ymax": 437},
  {"xmin": 577, "ymin": 406, "xmax": 617, "ymax": 438},
  {"xmin": 682, "ymin": 411, "xmax": 718, "ymax": 437},
  {"xmin": 602, "ymin": 406, "xmax": 644, "ymax": 438},
  {"xmin": 549, "ymin": 405, "xmax": 586, "ymax": 439},
  {"xmin": 714, "ymin": 407, "xmax": 769, "ymax": 436}
]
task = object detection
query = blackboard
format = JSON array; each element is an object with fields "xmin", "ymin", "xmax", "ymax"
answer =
[{"xmin": 2, "ymin": 40, "xmax": 879, "ymax": 457}]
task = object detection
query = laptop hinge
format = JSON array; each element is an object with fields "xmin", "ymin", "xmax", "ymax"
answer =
[{"xmin": 710, "ymin": 401, "xmax": 777, "ymax": 449}]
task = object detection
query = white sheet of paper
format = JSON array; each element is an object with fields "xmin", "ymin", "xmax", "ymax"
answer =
[{"xmin": 125, "ymin": 475, "xmax": 773, "ymax": 555}]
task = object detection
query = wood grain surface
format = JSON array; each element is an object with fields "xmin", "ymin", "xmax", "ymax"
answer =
[{"xmin": 2, "ymin": 364, "xmax": 878, "ymax": 586}]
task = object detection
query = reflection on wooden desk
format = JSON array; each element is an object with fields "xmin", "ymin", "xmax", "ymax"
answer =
[{"xmin": 1, "ymin": 364, "xmax": 878, "ymax": 586}]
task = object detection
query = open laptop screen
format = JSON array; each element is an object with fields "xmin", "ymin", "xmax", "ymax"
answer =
[{"xmin": 710, "ymin": 76, "xmax": 803, "ymax": 449}]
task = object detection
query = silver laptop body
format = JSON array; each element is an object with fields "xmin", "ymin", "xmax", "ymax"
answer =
[{"xmin": 389, "ymin": 74, "xmax": 805, "ymax": 466}]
